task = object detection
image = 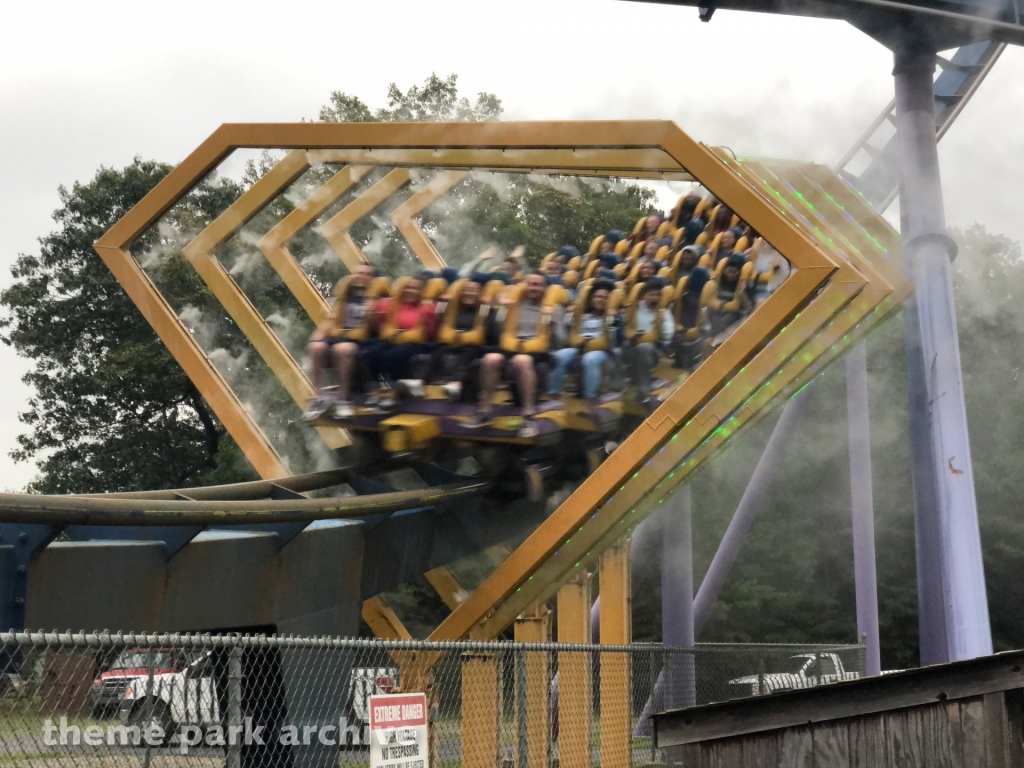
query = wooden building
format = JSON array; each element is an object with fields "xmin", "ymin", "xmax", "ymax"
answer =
[{"xmin": 653, "ymin": 649, "xmax": 1024, "ymax": 767}]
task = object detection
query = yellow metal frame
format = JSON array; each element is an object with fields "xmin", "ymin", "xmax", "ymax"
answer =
[
  {"xmin": 180, "ymin": 152, "xmax": 349, "ymax": 451},
  {"xmin": 599, "ymin": 541, "xmax": 631, "ymax": 768},
  {"xmin": 319, "ymin": 168, "xmax": 413, "ymax": 270},
  {"xmin": 390, "ymin": 170, "xmax": 468, "ymax": 269},
  {"xmin": 451, "ymin": 152, "xmax": 909, "ymax": 637},
  {"xmin": 96, "ymin": 121, "xmax": 839, "ymax": 486},
  {"xmin": 513, "ymin": 602, "xmax": 551, "ymax": 768},
  {"xmin": 256, "ymin": 164, "xmax": 373, "ymax": 322},
  {"xmin": 556, "ymin": 573, "xmax": 592, "ymax": 768},
  {"xmin": 96, "ymin": 122, "xmax": 911, "ymax": 643}
]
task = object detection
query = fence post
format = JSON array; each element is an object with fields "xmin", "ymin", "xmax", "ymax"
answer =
[
  {"xmin": 557, "ymin": 572, "xmax": 592, "ymax": 768},
  {"xmin": 599, "ymin": 540, "xmax": 631, "ymax": 768},
  {"xmin": 514, "ymin": 604, "xmax": 551, "ymax": 768},
  {"xmin": 462, "ymin": 650, "xmax": 500, "ymax": 768},
  {"xmin": 227, "ymin": 645, "xmax": 242, "ymax": 768},
  {"xmin": 142, "ymin": 648, "xmax": 155, "ymax": 768}
]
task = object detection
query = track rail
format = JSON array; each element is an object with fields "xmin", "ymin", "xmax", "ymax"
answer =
[{"xmin": 0, "ymin": 478, "xmax": 488, "ymax": 526}]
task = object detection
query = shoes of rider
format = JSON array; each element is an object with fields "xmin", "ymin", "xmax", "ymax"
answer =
[
  {"xmin": 517, "ymin": 419, "xmax": 539, "ymax": 439},
  {"xmin": 466, "ymin": 413, "xmax": 490, "ymax": 429}
]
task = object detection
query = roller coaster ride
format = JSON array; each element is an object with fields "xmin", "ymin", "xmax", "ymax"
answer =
[{"xmin": 1, "ymin": 0, "xmax": 1021, "ymax": 690}]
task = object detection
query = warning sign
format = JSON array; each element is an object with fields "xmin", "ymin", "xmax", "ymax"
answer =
[{"xmin": 369, "ymin": 692, "xmax": 428, "ymax": 768}]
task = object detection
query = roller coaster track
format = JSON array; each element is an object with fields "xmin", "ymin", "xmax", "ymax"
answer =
[
  {"xmin": 0, "ymin": 476, "xmax": 488, "ymax": 527},
  {"xmin": 0, "ymin": 464, "xmax": 523, "ymax": 637},
  {"xmin": 836, "ymin": 39, "xmax": 1005, "ymax": 207}
]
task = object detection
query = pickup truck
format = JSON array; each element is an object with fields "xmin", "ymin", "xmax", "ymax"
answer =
[
  {"xmin": 120, "ymin": 652, "xmax": 397, "ymax": 747},
  {"xmin": 91, "ymin": 648, "xmax": 187, "ymax": 718},
  {"xmin": 728, "ymin": 652, "xmax": 859, "ymax": 697}
]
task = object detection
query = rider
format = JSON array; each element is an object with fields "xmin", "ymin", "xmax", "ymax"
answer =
[
  {"xmin": 623, "ymin": 280, "xmax": 675, "ymax": 408},
  {"xmin": 672, "ymin": 193, "xmax": 702, "ymax": 230},
  {"xmin": 304, "ymin": 264, "xmax": 379, "ymax": 420},
  {"xmin": 711, "ymin": 254, "xmax": 752, "ymax": 333},
  {"xmin": 548, "ymin": 280, "xmax": 617, "ymax": 412},
  {"xmin": 673, "ymin": 266, "xmax": 715, "ymax": 369},
  {"xmin": 375, "ymin": 274, "xmax": 438, "ymax": 394},
  {"xmin": 475, "ymin": 272, "xmax": 564, "ymax": 437},
  {"xmin": 435, "ymin": 278, "xmax": 493, "ymax": 399}
]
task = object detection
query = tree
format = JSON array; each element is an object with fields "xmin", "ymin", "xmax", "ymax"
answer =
[
  {"xmin": 1, "ymin": 73, "xmax": 656, "ymax": 497},
  {"xmin": 318, "ymin": 73, "xmax": 502, "ymax": 123},
  {"xmin": 0, "ymin": 160, "xmax": 256, "ymax": 493}
]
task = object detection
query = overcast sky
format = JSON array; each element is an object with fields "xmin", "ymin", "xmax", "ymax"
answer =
[{"xmin": 1, "ymin": 0, "xmax": 1022, "ymax": 490}]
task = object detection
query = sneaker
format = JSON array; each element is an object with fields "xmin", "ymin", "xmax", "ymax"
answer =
[
  {"xmin": 465, "ymin": 412, "xmax": 492, "ymax": 429},
  {"xmin": 397, "ymin": 379, "xmax": 426, "ymax": 399},
  {"xmin": 517, "ymin": 419, "xmax": 540, "ymax": 439},
  {"xmin": 364, "ymin": 389, "xmax": 395, "ymax": 413},
  {"xmin": 442, "ymin": 381, "xmax": 462, "ymax": 402},
  {"xmin": 303, "ymin": 395, "xmax": 331, "ymax": 422},
  {"xmin": 331, "ymin": 400, "xmax": 354, "ymax": 419}
]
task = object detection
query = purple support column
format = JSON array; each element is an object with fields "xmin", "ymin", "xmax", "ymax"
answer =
[
  {"xmin": 661, "ymin": 486, "xmax": 694, "ymax": 768},
  {"xmin": 894, "ymin": 46, "xmax": 992, "ymax": 661},
  {"xmin": 662, "ymin": 486, "xmax": 695, "ymax": 651},
  {"xmin": 846, "ymin": 343, "xmax": 881, "ymax": 675},
  {"xmin": 693, "ymin": 389, "xmax": 810, "ymax": 638}
]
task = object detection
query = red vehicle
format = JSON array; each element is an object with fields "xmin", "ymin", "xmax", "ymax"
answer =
[{"xmin": 91, "ymin": 648, "xmax": 186, "ymax": 717}]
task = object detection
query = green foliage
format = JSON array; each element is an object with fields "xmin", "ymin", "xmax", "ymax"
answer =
[
  {"xmin": 0, "ymin": 159, "xmax": 258, "ymax": 493},
  {"xmin": 634, "ymin": 225, "xmax": 1024, "ymax": 669},
  {"xmin": 318, "ymin": 73, "xmax": 502, "ymax": 124},
  {"xmin": 318, "ymin": 73, "xmax": 655, "ymax": 273},
  {"xmin": 424, "ymin": 175, "xmax": 656, "ymax": 270}
]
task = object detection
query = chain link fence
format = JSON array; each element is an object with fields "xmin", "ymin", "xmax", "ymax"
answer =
[{"xmin": 0, "ymin": 632, "xmax": 863, "ymax": 768}]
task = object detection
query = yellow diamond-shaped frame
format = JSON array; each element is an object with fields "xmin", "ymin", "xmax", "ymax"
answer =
[
  {"xmin": 256, "ymin": 163, "xmax": 373, "ymax": 323},
  {"xmin": 494, "ymin": 157, "xmax": 914, "ymax": 632},
  {"xmin": 435, "ymin": 144, "xmax": 898, "ymax": 639},
  {"xmin": 96, "ymin": 121, "xmax": 842, "ymax": 481}
]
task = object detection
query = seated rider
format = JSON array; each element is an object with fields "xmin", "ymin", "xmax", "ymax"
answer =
[
  {"xmin": 435, "ymin": 278, "xmax": 493, "ymax": 398},
  {"xmin": 673, "ymin": 245, "xmax": 701, "ymax": 283},
  {"xmin": 712, "ymin": 229, "xmax": 738, "ymax": 268},
  {"xmin": 548, "ymin": 280, "xmax": 618, "ymax": 413},
  {"xmin": 374, "ymin": 274, "xmax": 438, "ymax": 398},
  {"xmin": 304, "ymin": 264, "xmax": 378, "ymax": 420},
  {"xmin": 475, "ymin": 272, "xmax": 564, "ymax": 437},
  {"xmin": 673, "ymin": 266, "xmax": 715, "ymax": 369},
  {"xmin": 711, "ymin": 254, "xmax": 752, "ymax": 333},
  {"xmin": 623, "ymin": 280, "xmax": 675, "ymax": 408},
  {"xmin": 672, "ymin": 193, "xmax": 702, "ymax": 230}
]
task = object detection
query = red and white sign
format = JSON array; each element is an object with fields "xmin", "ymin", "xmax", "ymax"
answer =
[{"xmin": 369, "ymin": 693, "xmax": 428, "ymax": 768}]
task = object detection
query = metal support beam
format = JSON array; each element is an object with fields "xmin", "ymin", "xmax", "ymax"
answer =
[
  {"xmin": 461, "ymin": 650, "xmax": 500, "ymax": 768},
  {"xmin": 514, "ymin": 604, "xmax": 550, "ymax": 768},
  {"xmin": 894, "ymin": 46, "xmax": 992, "ymax": 662},
  {"xmin": 846, "ymin": 344, "xmax": 881, "ymax": 675},
  {"xmin": 662, "ymin": 487, "xmax": 695, "ymax": 653},
  {"xmin": 557, "ymin": 573, "xmax": 592, "ymax": 768},
  {"xmin": 662, "ymin": 485, "xmax": 696, "ymax": 754},
  {"xmin": 318, "ymin": 169, "xmax": 413, "ymax": 271},
  {"xmin": 693, "ymin": 390, "xmax": 811, "ymax": 638},
  {"xmin": 361, "ymin": 595, "xmax": 413, "ymax": 640},
  {"xmin": 590, "ymin": 513, "xmax": 661, "ymax": 643},
  {"xmin": 389, "ymin": 171, "xmax": 468, "ymax": 270},
  {"xmin": 599, "ymin": 540, "xmax": 632, "ymax": 768}
]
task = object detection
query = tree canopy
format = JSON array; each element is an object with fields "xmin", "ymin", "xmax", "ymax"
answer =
[{"xmin": 0, "ymin": 74, "xmax": 655, "ymax": 492}]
